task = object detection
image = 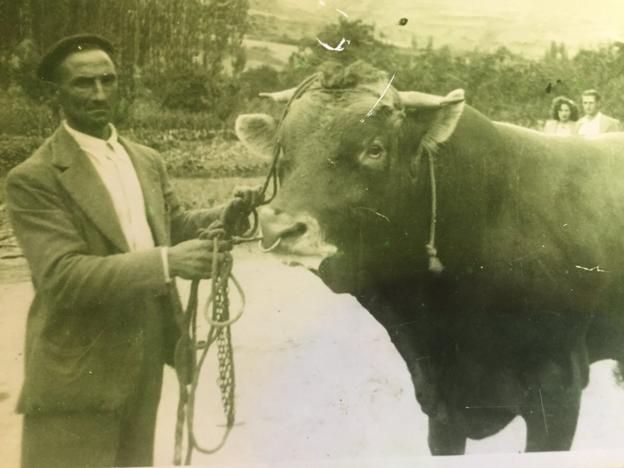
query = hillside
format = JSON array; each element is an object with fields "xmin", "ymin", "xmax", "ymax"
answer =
[{"xmin": 247, "ymin": 0, "xmax": 624, "ymax": 58}]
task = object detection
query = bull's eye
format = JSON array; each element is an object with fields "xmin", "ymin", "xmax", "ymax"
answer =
[
  {"xmin": 368, "ymin": 143, "xmax": 384, "ymax": 158},
  {"xmin": 358, "ymin": 139, "xmax": 387, "ymax": 169}
]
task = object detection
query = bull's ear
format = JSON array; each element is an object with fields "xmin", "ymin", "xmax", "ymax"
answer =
[
  {"xmin": 235, "ymin": 114, "xmax": 277, "ymax": 160},
  {"xmin": 421, "ymin": 89, "xmax": 465, "ymax": 153}
]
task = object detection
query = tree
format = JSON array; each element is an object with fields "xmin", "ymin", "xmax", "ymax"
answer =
[{"xmin": 0, "ymin": 0, "xmax": 250, "ymax": 103}]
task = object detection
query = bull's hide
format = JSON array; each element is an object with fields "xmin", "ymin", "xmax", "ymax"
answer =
[{"xmin": 235, "ymin": 61, "xmax": 624, "ymax": 454}]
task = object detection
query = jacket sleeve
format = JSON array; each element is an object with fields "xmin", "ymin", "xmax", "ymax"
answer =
[
  {"xmin": 5, "ymin": 165, "xmax": 169, "ymax": 313},
  {"xmin": 155, "ymin": 154, "xmax": 223, "ymax": 245}
]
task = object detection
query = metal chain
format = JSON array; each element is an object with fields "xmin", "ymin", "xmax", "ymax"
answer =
[
  {"xmin": 214, "ymin": 271, "xmax": 235, "ymax": 427},
  {"xmin": 174, "ymin": 238, "xmax": 239, "ymax": 465}
]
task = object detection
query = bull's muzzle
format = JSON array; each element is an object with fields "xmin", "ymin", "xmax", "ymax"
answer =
[{"xmin": 258, "ymin": 207, "xmax": 337, "ymax": 265}]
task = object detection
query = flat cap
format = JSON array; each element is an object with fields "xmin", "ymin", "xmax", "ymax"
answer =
[{"xmin": 37, "ymin": 34, "xmax": 115, "ymax": 82}]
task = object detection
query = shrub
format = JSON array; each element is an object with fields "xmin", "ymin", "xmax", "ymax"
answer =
[
  {"xmin": 0, "ymin": 91, "xmax": 56, "ymax": 136},
  {"xmin": 0, "ymin": 135, "xmax": 44, "ymax": 174},
  {"xmin": 238, "ymin": 65, "xmax": 283, "ymax": 99}
]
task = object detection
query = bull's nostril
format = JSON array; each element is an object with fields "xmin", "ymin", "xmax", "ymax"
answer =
[
  {"xmin": 279, "ymin": 222, "xmax": 307, "ymax": 239},
  {"xmin": 292, "ymin": 222, "xmax": 307, "ymax": 236}
]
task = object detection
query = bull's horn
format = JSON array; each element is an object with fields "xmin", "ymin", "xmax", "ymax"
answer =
[
  {"xmin": 440, "ymin": 89, "xmax": 465, "ymax": 105},
  {"xmin": 399, "ymin": 89, "xmax": 465, "ymax": 108},
  {"xmin": 258, "ymin": 87, "xmax": 297, "ymax": 102}
]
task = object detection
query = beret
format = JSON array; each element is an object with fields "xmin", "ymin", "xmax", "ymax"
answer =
[{"xmin": 37, "ymin": 34, "xmax": 115, "ymax": 82}]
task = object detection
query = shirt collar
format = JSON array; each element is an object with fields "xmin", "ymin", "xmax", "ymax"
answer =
[{"xmin": 63, "ymin": 120, "xmax": 119, "ymax": 153}]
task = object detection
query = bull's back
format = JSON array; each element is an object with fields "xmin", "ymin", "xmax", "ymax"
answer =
[
  {"xmin": 498, "ymin": 127, "xmax": 624, "ymax": 362},
  {"xmin": 471, "ymin": 125, "xmax": 624, "ymax": 316},
  {"xmin": 492, "ymin": 123, "xmax": 624, "ymax": 261}
]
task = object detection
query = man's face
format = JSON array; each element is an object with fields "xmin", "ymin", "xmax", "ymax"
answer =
[
  {"xmin": 582, "ymin": 95, "xmax": 599, "ymax": 117},
  {"xmin": 54, "ymin": 49, "xmax": 118, "ymax": 136}
]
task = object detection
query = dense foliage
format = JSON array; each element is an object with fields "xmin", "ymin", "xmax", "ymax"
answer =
[
  {"xmin": 281, "ymin": 18, "xmax": 624, "ymax": 129},
  {"xmin": 0, "ymin": 0, "xmax": 249, "ymax": 107},
  {"xmin": 2, "ymin": 15, "xmax": 624, "ymax": 177}
]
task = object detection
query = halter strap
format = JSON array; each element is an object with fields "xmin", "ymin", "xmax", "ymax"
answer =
[{"xmin": 259, "ymin": 73, "xmax": 322, "ymax": 205}]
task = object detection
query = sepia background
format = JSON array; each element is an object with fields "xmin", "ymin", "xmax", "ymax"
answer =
[{"xmin": 2, "ymin": 0, "xmax": 624, "ymax": 466}]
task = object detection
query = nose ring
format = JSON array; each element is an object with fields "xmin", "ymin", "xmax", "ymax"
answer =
[{"xmin": 258, "ymin": 237, "xmax": 281, "ymax": 252}]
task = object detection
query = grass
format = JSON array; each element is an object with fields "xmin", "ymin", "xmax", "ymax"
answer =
[
  {"xmin": 171, "ymin": 176, "xmax": 267, "ymax": 209},
  {"xmin": 162, "ymin": 139, "xmax": 270, "ymax": 179}
]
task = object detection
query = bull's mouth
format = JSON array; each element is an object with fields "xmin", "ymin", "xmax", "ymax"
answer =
[{"xmin": 258, "ymin": 235, "xmax": 338, "ymax": 273}]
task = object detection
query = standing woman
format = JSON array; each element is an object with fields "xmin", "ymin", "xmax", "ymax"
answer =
[{"xmin": 543, "ymin": 96, "xmax": 579, "ymax": 135}]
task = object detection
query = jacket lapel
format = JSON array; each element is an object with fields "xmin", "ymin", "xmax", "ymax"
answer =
[
  {"xmin": 52, "ymin": 126, "xmax": 130, "ymax": 252},
  {"xmin": 120, "ymin": 137, "xmax": 168, "ymax": 246}
]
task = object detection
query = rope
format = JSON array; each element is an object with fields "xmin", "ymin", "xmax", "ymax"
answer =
[
  {"xmin": 424, "ymin": 146, "xmax": 445, "ymax": 274},
  {"xmin": 173, "ymin": 232, "xmax": 239, "ymax": 465},
  {"xmin": 172, "ymin": 71, "xmax": 323, "ymax": 465}
]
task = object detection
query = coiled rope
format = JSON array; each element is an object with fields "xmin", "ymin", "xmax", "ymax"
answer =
[{"xmin": 173, "ymin": 227, "xmax": 245, "ymax": 465}]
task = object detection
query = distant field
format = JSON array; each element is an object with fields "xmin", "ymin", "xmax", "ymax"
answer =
[
  {"xmin": 249, "ymin": 0, "xmax": 624, "ymax": 58},
  {"xmin": 243, "ymin": 38, "xmax": 300, "ymax": 70}
]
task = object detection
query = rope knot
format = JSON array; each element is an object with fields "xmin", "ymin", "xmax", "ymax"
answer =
[{"xmin": 425, "ymin": 242, "xmax": 445, "ymax": 274}]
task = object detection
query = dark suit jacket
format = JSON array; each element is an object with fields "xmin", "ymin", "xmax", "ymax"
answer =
[{"xmin": 5, "ymin": 125, "xmax": 220, "ymax": 414}]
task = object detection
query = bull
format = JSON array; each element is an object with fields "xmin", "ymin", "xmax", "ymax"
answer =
[{"xmin": 234, "ymin": 61, "xmax": 624, "ymax": 453}]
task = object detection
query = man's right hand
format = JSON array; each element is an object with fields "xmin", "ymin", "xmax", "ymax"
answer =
[{"xmin": 167, "ymin": 239, "xmax": 232, "ymax": 280}]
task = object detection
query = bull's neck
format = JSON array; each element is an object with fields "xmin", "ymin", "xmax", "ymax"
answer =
[{"xmin": 418, "ymin": 107, "xmax": 510, "ymax": 274}]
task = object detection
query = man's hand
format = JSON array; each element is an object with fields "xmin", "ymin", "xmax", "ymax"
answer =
[
  {"xmin": 222, "ymin": 186, "xmax": 264, "ymax": 235},
  {"xmin": 168, "ymin": 239, "xmax": 232, "ymax": 280}
]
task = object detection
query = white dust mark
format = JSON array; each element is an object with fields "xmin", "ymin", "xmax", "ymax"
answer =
[
  {"xmin": 538, "ymin": 389, "xmax": 549, "ymax": 435},
  {"xmin": 336, "ymin": 8, "xmax": 348, "ymax": 17},
  {"xmin": 464, "ymin": 405, "xmax": 518, "ymax": 409},
  {"xmin": 575, "ymin": 265, "xmax": 607, "ymax": 272},
  {"xmin": 360, "ymin": 73, "xmax": 396, "ymax": 123},
  {"xmin": 354, "ymin": 206, "xmax": 391, "ymax": 222},
  {"xmin": 319, "ymin": 0, "xmax": 325, "ymax": 5},
  {"xmin": 316, "ymin": 37, "xmax": 350, "ymax": 51}
]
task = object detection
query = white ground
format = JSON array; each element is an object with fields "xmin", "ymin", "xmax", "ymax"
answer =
[{"xmin": 2, "ymin": 246, "xmax": 624, "ymax": 467}]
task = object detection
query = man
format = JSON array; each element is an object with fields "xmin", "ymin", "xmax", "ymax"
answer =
[
  {"xmin": 5, "ymin": 34, "xmax": 259, "ymax": 468},
  {"xmin": 576, "ymin": 89, "xmax": 622, "ymax": 137}
]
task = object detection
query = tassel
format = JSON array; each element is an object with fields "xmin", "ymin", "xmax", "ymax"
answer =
[{"xmin": 425, "ymin": 243, "xmax": 445, "ymax": 274}]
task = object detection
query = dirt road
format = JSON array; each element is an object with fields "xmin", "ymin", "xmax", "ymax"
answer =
[{"xmin": 2, "ymin": 247, "xmax": 624, "ymax": 467}]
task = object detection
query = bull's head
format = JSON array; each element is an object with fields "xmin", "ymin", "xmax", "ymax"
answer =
[{"xmin": 235, "ymin": 62, "xmax": 465, "ymax": 292}]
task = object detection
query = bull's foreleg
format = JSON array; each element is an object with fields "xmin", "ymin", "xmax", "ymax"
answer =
[
  {"xmin": 522, "ymin": 385, "xmax": 581, "ymax": 451},
  {"xmin": 428, "ymin": 417, "xmax": 467, "ymax": 455},
  {"xmin": 521, "ymin": 348, "xmax": 586, "ymax": 451}
]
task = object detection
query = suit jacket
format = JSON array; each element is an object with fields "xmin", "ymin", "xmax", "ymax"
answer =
[
  {"xmin": 5, "ymin": 125, "xmax": 221, "ymax": 414},
  {"xmin": 575, "ymin": 113, "xmax": 623, "ymax": 135}
]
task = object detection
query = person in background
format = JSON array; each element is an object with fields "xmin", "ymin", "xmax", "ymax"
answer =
[
  {"xmin": 576, "ymin": 89, "xmax": 622, "ymax": 137},
  {"xmin": 543, "ymin": 96, "xmax": 579, "ymax": 135},
  {"xmin": 5, "ymin": 34, "xmax": 260, "ymax": 468}
]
